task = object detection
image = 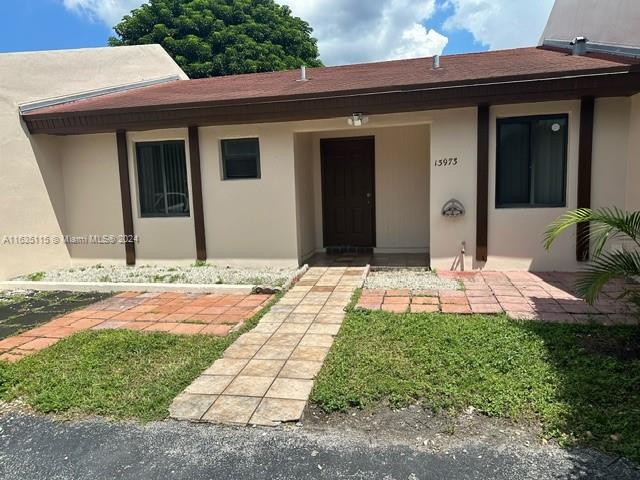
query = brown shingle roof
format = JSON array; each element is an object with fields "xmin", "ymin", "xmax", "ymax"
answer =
[{"xmin": 25, "ymin": 47, "xmax": 638, "ymax": 116}]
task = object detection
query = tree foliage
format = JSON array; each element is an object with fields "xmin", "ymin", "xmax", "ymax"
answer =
[{"xmin": 109, "ymin": 0, "xmax": 323, "ymax": 78}]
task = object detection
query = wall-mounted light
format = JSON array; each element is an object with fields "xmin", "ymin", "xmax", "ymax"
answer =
[{"xmin": 347, "ymin": 113, "xmax": 369, "ymax": 127}]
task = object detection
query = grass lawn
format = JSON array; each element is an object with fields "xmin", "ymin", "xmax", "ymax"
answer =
[
  {"xmin": 0, "ymin": 295, "xmax": 279, "ymax": 421},
  {"xmin": 311, "ymin": 305, "xmax": 640, "ymax": 462}
]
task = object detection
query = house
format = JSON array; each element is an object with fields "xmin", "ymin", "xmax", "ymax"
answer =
[{"xmin": 2, "ymin": 8, "xmax": 640, "ymax": 279}]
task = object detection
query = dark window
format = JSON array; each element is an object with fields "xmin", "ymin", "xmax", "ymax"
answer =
[
  {"xmin": 136, "ymin": 141, "xmax": 190, "ymax": 217},
  {"xmin": 221, "ymin": 138, "xmax": 260, "ymax": 179},
  {"xmin": 496, "ymin": 115, "xmax": 568, "ymax": 208}
]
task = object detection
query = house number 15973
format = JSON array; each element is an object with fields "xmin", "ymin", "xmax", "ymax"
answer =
[{"xmin": 434, "ymin": 157, "xmax": 458, "ymax": 167}]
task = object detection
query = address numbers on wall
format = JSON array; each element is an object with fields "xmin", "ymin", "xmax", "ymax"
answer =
[{"xmin": 434, "ymin": 157, "xmax": 459, "ymax": 167}]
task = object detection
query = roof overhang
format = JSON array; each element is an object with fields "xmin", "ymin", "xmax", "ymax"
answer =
[{"xmin": 22, "ymin": 69, "xmax": 640, "ymax": 135}]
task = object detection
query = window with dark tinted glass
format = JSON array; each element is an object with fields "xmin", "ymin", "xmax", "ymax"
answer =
[
  {"xmin": 496, "ymin": 115, "xmax": 568, "ymax": 208},
  {"xmin": 136, "ymin": 141, "xmax": 190, "ymax": 217},
  {"xmin": 221, "ymin": 138, "xmax": 260, "ymax": 179}
]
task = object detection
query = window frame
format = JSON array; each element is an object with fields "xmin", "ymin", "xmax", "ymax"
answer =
[
  {"xmin": 495, "ymin": 114, "xmax": 569, "ymax": 209},
  {"xmin": 220, "ymin": 137, "xmax": 261, "ymax": 180},
  {"xmin": 135, "ymin": 140, "xmax": 191, "ymax": 218}
]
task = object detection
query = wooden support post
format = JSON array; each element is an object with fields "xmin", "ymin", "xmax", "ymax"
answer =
[
  {"xmin": 188, "ymin": 126, "xmax": 207, "ymax": 261},
  {"xmin": 476, "ymin": 104, "xmax": 490, "ymax": 262},
  {"xmin": 116, "ymin": 130, "xmax": 136, "ymax": 265}
]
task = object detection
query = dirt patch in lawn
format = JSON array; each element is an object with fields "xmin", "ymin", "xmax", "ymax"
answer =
[
  {"xmin": 575, "ymin": 331, "xmax": 640, "ymax": 362},
  {"xmin": 304, "ymin": 402, "xmax": 543, "ymax": 451},
  {"xmin": 0, "ymin": 290, "xmax": 111, "ymax": 339}
]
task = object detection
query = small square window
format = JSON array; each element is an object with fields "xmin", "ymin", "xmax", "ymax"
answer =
[{"xmin": 221, "ymin": 138, "xmax": 260, "ymax": 180}]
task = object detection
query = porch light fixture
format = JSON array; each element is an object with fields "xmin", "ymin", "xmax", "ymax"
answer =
[{"xmin": 347, "ymin": 113, "xmax": 368, "ymax": 127}]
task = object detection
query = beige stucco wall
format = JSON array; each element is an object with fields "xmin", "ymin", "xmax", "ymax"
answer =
[
  {"xmin": 8, "ymin": 91, "xmax": 637, "ymax": 273},
  {"xmin": 0, "ymin": 45, "xmax": 187, "ymax": 279},
  {"xmin": 60, "ymin": 133, "xmax": 126, "ymax": 262},
  {"xmin": 429, "ymin": 109, "xmax": 477, "ymax": 270},
  {"xmin": 485, "ymin": 101, "xmax": 580, "ymax": 271},
  {"xmin": 126, "ymin": 129, "xmax": 197, "ymax": 263},
  {"xmin": 483, "ymin": 98, "xmax": 633, "ymax": 271},
  {"xmin": 627, "ymin": 94, "xmax": 640, "ymax": 212},
  {"xmin": 294, "ymin": 133, "xmax": 316, "ymax": 262},
  {"xmin": 592, "ymin": 98, "xmax": 630, "ymax": 210},
  {"xmin": 199, "ymin": 124, "xmax": 299, "ymax": 267}
]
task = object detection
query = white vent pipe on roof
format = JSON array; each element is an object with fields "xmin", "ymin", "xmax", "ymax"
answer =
[{"xmin": 298, "ymin": 65, "xmax": 307, "ymax": 81}]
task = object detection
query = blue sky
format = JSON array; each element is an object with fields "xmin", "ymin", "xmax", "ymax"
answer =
[
  {"xmin": 0, "ymin": 0, "xmax": 112, "ymax": 53},
  {"xmin": 0, "ymin": 0, "xmax": 554, "ymax": 65}
]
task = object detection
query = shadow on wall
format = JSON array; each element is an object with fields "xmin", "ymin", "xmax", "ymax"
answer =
[{"xmin": 26, "ymin": 124, "xmax": 70, "ymax": 257}]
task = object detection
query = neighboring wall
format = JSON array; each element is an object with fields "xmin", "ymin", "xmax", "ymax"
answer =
[
  {"xmin": 60, "ymin": 133, "xmax": 125, "ymax": 262},
  {"xmin": 540, "ymin": 0, "xmax": 640, "ymax": 47},
  {"xmin": 0, "ymin": 45, "xmax": 187, "ymax": 279}
]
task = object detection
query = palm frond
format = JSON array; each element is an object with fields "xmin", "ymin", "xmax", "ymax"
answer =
[
  {"xmin": 544, "ymin": 207, "xmax": 640, "ymax": 255},
  {"xmin": 574, "ymin": 250, "xmax": 640, "ymax": 304}
]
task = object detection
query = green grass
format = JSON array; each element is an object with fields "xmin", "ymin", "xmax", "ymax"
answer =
[
  {"xmin": 0, "ymin": 293, "xmax": 280, "ymax": 421},
  {"xmin": 25, "ymin": 271, "xmax": 45, "ymax": 281},
  {"xmin": 311, "ymin": 306, "xmax": 640, "ymax": 462}
]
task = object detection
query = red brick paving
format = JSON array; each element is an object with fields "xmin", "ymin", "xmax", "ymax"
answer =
[
  {"xmin": 0, "ymin": 291, "xmax": 272, "ymax": 362},
  {"xmin": 357, "ymin": 271, "xmax": 639, "ymax": 326}
]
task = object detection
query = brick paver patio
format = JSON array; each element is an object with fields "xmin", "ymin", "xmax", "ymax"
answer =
[
  {"xmin": 170, "ymin": 265, "xmax": 364, "ymax": 426},
  {"xmin": 357, "ymin": 271, "xmax": 638, "ymax": 325},
  {"xmin": 0, "ymin": 291, "xmax": 272, "ymax": 362}
]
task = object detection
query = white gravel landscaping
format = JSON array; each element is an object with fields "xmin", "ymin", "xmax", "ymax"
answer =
[
  {"xmin": 15, "ymin": 263, "xmax": 297, "ymax": 287},
  {"xmin": 0, "ymin": 289, "xmax": 34, "ymax": 304},
  {"xmin": 364, "ymin": 269, "xmax": 461, "ymax": 291}
]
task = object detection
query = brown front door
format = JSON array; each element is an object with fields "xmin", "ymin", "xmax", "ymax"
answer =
[{"xmin": 321, "ymin": 137, "xmax": 375, "ymax": 248}]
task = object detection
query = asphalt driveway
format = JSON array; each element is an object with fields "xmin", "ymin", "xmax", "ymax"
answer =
[{"xmin": 1, "ymin": 410, "xmax": 638, "ymax": 480}]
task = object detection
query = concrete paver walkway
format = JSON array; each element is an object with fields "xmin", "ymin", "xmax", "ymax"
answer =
[
  {"xmin": 357, "ymin": 271, "xmax": 638, "ymax": 325},
  {"xmin": 170, "ymin": 265, "xmax": 364, "ymax": 426},
  {"xmin": 0, "ymin": 291, "xmax": 272, "ymax": 362}
]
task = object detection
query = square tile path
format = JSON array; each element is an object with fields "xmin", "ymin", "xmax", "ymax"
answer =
[
  {"xmin": 0, "ymin": 291, "xmax": 272, "ymax": 362},
  {"xmin": 170, "ymin": 265, "xmax": 364, "ymax": 426},
  {"xmin": 357, "ymin": 271, "xmax": 638, "ymax": 325}
]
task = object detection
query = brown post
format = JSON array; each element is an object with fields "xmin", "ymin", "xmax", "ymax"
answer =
[
  {"xmin": 116, "ymin": 130, "xmax": 136, "ymax": 265},
  {"xmin": 476, "ymin": 104, "xmax": 490, "ymax": 262},
  {"xmin": 577, "ymin": 96, "xmax": 595, "ymax": 261},
  {"xmin": 188, "ymin": 126, "xmax": 207, "ymax": 261}
]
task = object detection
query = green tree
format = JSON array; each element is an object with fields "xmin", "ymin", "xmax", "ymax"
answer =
[
  {"xmin": 544, "ymin": 207, "xmax": 640, "ymax": 304},
  {"xmin": 109, "ymin": 0, "xmax": 323, "ymax": 78}
]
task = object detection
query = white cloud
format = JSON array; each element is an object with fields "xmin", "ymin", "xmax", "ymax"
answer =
[
  {"xmin": 62, "ymin": 0, "xmax": 145, "ymax": 27},
  {"xmin": 61, "ymin": 0, "xmax": 556, "ymax": 67},
  {"xmin": 443, "ymin": 0, "xmax": 555, "ymax": 50},
  {"xmin": 282, "ymin": 0, "xmax": 448, "ymax": 65},
  {"xmin": 62, "ymin": 0, "xmax": 448, "ymax": 65}
]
